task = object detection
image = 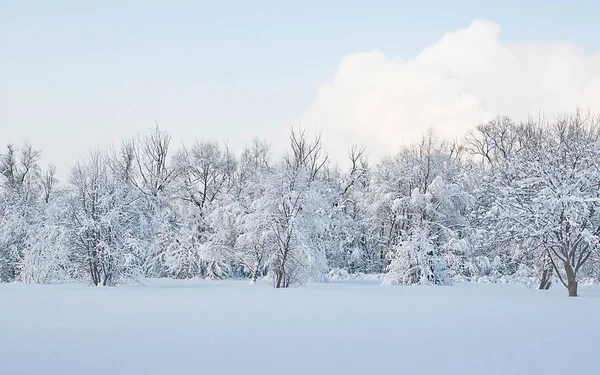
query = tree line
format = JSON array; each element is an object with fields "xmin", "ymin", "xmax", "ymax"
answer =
[{"xmin": 2, "ymin": 111, "xmax": 600, "ymax": 296}]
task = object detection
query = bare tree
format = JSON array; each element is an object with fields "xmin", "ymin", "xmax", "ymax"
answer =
[
  {"xmin": 41, "ymin": 165, "xmax": 57, "ymax": 204},
  {"xmin": 465, "ymin": 116, "xmax": 523, "ymax": 166},
  {"xmin": 285, "ymin": 128, "xmax": 328, "ymax": 183},
  {"xmin": 0, "ymin": 142, "xmax": 41, "ymax": 197},
  {"xmin": 174, "ymin": 140, "xmax": 236, "ymax": 210},
  {"xmin": 131, "ymin": 127, "xmax": 177, "ymax": 197}
]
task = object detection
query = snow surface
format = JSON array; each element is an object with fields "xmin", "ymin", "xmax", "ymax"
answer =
[{"xmin": 1, "ymin": 280, "xmax": 599, "ymax": 375}]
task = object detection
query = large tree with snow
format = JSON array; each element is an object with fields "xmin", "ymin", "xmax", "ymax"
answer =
[
  {"xmin": 67, "ymin": 151, "xmax": 145, "ymax": 286},
  {"xmin": 489, "ymin": 113, "xmax": 600, "ymax": 296}
]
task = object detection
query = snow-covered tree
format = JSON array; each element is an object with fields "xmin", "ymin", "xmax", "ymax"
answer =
[
  {"xmin": 118, "ymin": 128, "xmax": 179, "ymax": 277},
  {"xmin": 374, "ymin": 133, "xmax": 470, "ymax": 285},
  {"xmin": 19, "ymin": 190, "xmax": 72, "ymax": 283},
  {"xmin": 323, "ymin": 146, "xmax": 376, "ymax": 273},
  {"xmin": 207, "ymin": 139, "xmax": 274, "ymax": 281},
  {"xmin": 3, "ymin": 110, "xmax": 599, "ymax": 295},
  {"xmin": 67, "ymin": 151, "xmax": 144, "ymax": 286},
  {"xmin": 0, "ymin": 143, "xmax": 42, "ymax": 281},
  {"xmin": 383, "ymin": 227, "xmax": 449, "ymax": 285},
  {"xmin": 162, "ymin": 140, "xmax": 237, "ymax": 279},
  {"xmin": 489, "ymin": 113, "xmax": 600, "ymax": 296},
  {"xmin": 259, "ymin": 130, "xmax": 330, "ymax": 288}
]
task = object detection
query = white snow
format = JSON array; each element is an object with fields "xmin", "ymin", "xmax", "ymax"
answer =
[{"xmin": 1, "ymin": 280, "xmax": 599, "ymax": 375}]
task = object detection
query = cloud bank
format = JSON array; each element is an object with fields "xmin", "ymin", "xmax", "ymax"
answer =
[{"xmin": 302, "ymin": 20, "xmax": 600, "ymax": 164}]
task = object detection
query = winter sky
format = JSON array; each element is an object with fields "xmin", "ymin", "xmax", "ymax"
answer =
[{"xmin": 2, "ymin": 0, "xmax": 600, "ymax": 177}]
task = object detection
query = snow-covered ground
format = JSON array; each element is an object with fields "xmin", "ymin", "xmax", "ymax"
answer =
[{"xmin": 1, "ymin": 280, "xmax": 599, "ymax": 375}]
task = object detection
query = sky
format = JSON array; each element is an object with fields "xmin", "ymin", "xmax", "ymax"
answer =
[{"xmin": 2, "ymin": 0, "xmax": 600, "ymax": 179}]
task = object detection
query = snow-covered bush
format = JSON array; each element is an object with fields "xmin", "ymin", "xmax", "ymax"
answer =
[{"xmin": 383, "ymin": 228, "xmax": 450, "ymax": 286}]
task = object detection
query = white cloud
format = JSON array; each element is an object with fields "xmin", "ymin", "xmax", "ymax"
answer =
[{"xmin": 302, "ymin": 19, "xmax": 600, "ymax": 164}]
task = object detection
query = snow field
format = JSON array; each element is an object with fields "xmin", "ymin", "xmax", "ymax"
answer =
[{"xmin": 1, "ymin": 280, "xmax": 599, "ymax": 375}]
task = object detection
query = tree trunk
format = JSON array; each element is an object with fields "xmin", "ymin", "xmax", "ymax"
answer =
[
  {"xmin": 538, "ymin": 267, "xmax": 552, "ymax": 290},
  {"xmin": 538, "ymin": 254, "xmax": 553, "ymax": 290},
  {"xmin": 565, "ymin": 263, "xmax": 578, "ymax": 297},
  {"xmin": 250, "ymin": 266, "xmax": 261, "ymax": 283},
  {"xmin": 250, "ymin": 256, "xmax": 262, "ymax": 283}
]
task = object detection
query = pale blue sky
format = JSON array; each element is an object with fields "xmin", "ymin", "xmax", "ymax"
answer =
[{"xmin": 2, "ymin": 0, "xmax": 600, "ymax": 177}]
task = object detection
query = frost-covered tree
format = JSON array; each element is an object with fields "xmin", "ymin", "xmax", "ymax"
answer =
[
  {"xmin": 208, "ymin": 139, "xmax": 274, "ymax": 281},
  {"xmin": 383, "ymin": 227, "xmax": 449, "ymax": 285},
  {"xmin": 259, "ymin": 130, "xmax": 330, "ymax": 288},
  {"xmin": 0, "ymin": 143, "xmax": 42, "ymax": 281},
  {"xmin": 464, "ymin": 119, "xmax": 547, "ymax": 285},
  {"xmin": 118, "ymin": 128, "xmax": 179, "ymax": 277},
  {"xmin": 19, "ymin": 190, "xmax": 72, "ymax": 283},
  {"xmin": 0, "ymin": 143, "xmax": 72, "ymax": 283},
  {"xmin": 19, "ymin": 165, "xmax": 72, "ymax": 283},
  {"xmin": 490, "ymin": 113, "xmax": 600, "ymax": 296},
  {"xmin": 375, "ymin": 133, "xmax": 470, "ymax": 285},
  {"xmin": 3, "ymin": 110, "xmax": 600, "ymax": 294},
  {"xmin": 324, "ymin": 146, "xmax": 376, "ymax": 273},
  {"xmin": 68, "ymin": 151, "xmax": 144, "ymax": 286},
  {"xmin": 164, "ymin": 140, "xmax": 237, "ymax": 279}
]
